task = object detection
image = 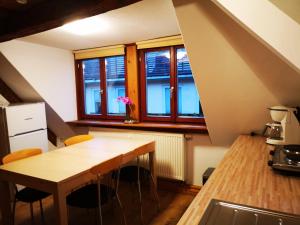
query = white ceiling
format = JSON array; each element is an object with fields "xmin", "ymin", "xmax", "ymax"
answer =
[{"xmin": 19, "ymin": 0, "xmax": 181, "ymax": 50}]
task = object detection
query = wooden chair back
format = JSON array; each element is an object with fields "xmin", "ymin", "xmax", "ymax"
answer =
[
  {"xmin": 2, "ymin": 148, "xmax": 42, "ymax": 164},
  {"xmin": 90, "ymin": 155, "xmax": 123, "ymax": 175},
  {"xmin": 64, "ymin": 134, "xmax": 93, "ymax": 146}
]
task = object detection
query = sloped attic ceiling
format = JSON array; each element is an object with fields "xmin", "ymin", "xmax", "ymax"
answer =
[
  {"xmin": 18, "ymin": 0, "xmax": 181, "ymax": 50},
  {"xmin": 211, "ymin": 0, "xmax": 300, "ymax": 74},
  {"xmin": 0, "ymin": 0, "xmax": 141, "ymax": 42}
]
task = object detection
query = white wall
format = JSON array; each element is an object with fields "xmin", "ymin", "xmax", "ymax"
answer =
[
  {"xmin": 185, "ymin": 134, "xmax": 227, "ymax": 185},
  {"xmin": 0, "ymin": 40, "xmax": 77, "ymax": 121},
  {"xmin": 172, "ymin": 0, "xmax": 300, "ymax": 146}
]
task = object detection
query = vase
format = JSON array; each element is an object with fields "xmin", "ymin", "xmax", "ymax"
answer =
[{"xmin": 124, "ymin": 105, "xmax": 135, "ymax": 124}]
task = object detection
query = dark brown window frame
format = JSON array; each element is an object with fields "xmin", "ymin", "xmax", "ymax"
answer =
[
  {"xmin": 139, "ymin": 45, "xmax": 205, "ymax": 124},
  {"xmin": 75, "ymin": 55, "xmax": 128, "ymax": 120}
]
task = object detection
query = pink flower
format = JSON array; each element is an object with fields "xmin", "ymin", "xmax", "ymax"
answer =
[{"xmin": 117, "ymin": 96, "xmax": 133, "ymax": 105}]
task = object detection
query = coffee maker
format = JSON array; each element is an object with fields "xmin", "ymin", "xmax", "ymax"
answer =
[{"xmin": 266, "ymin": 106, "xmax": 300, "ymax": 145}]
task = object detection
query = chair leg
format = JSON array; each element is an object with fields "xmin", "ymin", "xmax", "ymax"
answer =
[
  {"xmin": 67, "ymin": 206, "xmax": 71, "ymax": 225},
  {"xmin": 95, "ymin": 208, "xmax": 99, "ymax": 225},
  {"xmin": 39, "ymin": 199, "xmax": 46, "ymax": 225},
  {"xmin": 136, "ymin": 157, "xmax": 144, "ymax": 225},
  {"xmin": 108, "ymin": 173, "xmax": 114, "ymax": 202},
  {"xmin": 12, "ymin": 197, "xmax": 17, "ymax": 225},
  {"xmin": 150, "ymin": 172, "xmax": 161, "ymax": 211},
  {"xmin": 29, "ymin": 203, "xmax": 35, "ymax": 225},
  {"xmin": 115, "ymin": 167, "xmax": 127, "ymax": 225},
  {"xmin": 97, "ymin": 175, "xmax": 103, "ymax": 225}
]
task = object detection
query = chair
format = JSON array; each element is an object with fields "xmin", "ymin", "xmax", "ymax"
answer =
[
  {"xmin": 64, "ymin": 134, "xmax": 93, "ymax": 146},
  {"xmin": 2, "ymin": 148, "xmax": 50, "ymax": 225},
  {"xmin": 116, "ymin": 154, "xmax": 160, "ymax": 224},
  {"xmin": 66, "ymin": 155, "xmax": 127, "ymax": 225}
]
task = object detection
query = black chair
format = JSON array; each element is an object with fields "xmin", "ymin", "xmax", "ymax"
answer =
[
  {"xmin": 117, "ymin": 156, "xmax": 160, "ymax": 224},
  {"xmin": 13, "ymin": 187, "xmax": 50, "ymax": 225},
  {"xmin": 2, "ymin": 148, "xmax": 50, "ymax": 225},
  {"xmin": 66, "ymin": 155, "xmax": 126, "ymax": 225}
]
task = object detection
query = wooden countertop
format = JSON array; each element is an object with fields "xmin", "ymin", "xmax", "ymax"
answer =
[{"xmin": 178, "ymin": 135, "xmax": 300, "ymax": 225}]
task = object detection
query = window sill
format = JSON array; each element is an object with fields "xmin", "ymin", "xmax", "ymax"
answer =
[{"xmin": 67, "ymin": 120, "xmax": 208, "ymax": 134}]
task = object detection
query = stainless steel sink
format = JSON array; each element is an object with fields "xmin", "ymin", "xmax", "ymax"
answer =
[{"xmin": 199, "ymin": 199, "xmax": 300, "ymax": 225}]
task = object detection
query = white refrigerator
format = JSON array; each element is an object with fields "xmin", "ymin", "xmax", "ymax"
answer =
[{"xmin": 0, "ymin": 102, "xmax": 48, "ymax": 157}]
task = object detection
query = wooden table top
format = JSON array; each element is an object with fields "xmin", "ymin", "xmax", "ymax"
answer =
[
  {"xmin": 178, "ymin": 135, "xmax": 300, "ymax": 225},
  {"xmin": 0, "ymin": 136, "xmax": 154, "ymax": 183}
]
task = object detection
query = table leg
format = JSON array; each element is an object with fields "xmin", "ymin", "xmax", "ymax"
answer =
[
  {"xmin": 149, "ymin": 150, "xmax": 160, "ymax": 211},
  {"xmin": 53, "ymin": 188, "xmax": 68, "ymax": 225},
  {"xmin": 148, "ymin": 151, "xmax": 157, "ymax": 188},
  {"xmin": 0, "ymin": 181, "xmax": 12, "ymax": 225}
]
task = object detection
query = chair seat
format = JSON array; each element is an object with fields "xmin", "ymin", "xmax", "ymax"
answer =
[
  {"xmin": 67, "ymin": 184, "xmax": 115, "ymax": 209},
  {"xmin": 16, "ymin": 187, "xmax": 50, "ymax": 203},
  {"xmin": 118, "ymin": 166, "xmax": 150, "ymax": 182}
]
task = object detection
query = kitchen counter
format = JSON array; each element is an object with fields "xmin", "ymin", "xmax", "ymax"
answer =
[{"xmin": 177, "ymin": 135, "xmax": 300, "ymax": 225}]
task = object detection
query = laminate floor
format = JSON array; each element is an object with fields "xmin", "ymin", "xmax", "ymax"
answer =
[{"xmin": 9, "ymin": 182, "xmax": 196, "ymax": 225}]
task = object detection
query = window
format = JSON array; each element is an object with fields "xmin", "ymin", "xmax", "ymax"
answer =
[
  {"xmin": 176, "ymin": 48, "xmax": 202, "ymax": 118},
  {"xmin": 140, "ymin": 46, "xmax": 203, "ymax": 123},
  {"xmin": 76, "ymin": 55, "xmax": 126, "ymax": 119},
  {"xmin": 105, "ymin": 56, "xmax": 126, "ymax": 116}
]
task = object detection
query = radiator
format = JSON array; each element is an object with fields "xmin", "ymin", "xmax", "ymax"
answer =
[{"xmin": 90, "ymin": 130, "xmax": 186, "ymax": 181}]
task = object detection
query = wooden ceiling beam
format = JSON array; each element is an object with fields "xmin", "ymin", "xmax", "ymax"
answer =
[{"xmin": 0, "ymin": 0, "xmax": 141, "ymax": 42}]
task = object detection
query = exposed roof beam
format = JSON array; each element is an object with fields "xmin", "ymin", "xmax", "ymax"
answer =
[
  {"xmin": 0, "ymin": 78, "xmax": 22, "ymax": 103},
  {"xmin": 0, "ymin": 0, "xmax": 141, "ymax": 42}
]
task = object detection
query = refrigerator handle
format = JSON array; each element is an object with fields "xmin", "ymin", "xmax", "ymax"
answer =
[{"xmin": 10, "ymin": 128, "xmax": 46, "ymax": 137}]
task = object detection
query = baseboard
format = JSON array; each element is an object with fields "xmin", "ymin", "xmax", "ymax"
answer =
[{"xmin": 157, "ymin": 177, "xmax": 201, "ymax": 195}]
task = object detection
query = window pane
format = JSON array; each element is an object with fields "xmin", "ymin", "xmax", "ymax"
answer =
[
  {"xmin": 82, "ymin": 59, "xmax": 101, "ymax": 115},
  {"xmin": 177, "ymin": 48, "xmax": 203, "ymax": 117},
  {"xmin": 145, "ymin": 50, "xmax": 171, "ymax": 116},
  {"xmin": 105, "ymin": 56, "xmax": 126, "ymax": 115}
]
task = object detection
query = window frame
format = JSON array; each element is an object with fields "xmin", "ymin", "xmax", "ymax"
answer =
[
  {"xmin": 75, "ymin": 55, "xmax": 128, "ymax": 120},
  {"xmin": 139, "ymin": 45, "xmax": 204, "ymax": 124}
]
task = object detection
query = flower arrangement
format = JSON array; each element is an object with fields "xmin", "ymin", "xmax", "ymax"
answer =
[
  {"xmin": 117, "ymin": 96, "xmax": 135, "ymax": 123},
  {"xmin": 116, "ymin": 96, "xmax": 133, "ymax": 105}
]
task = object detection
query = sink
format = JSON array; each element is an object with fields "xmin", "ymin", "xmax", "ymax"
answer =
[{"xmin": 199, "ymin": 199, "xmax": 300, "ymax": 225}]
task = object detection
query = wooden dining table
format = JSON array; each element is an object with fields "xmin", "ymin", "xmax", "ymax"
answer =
[{"xmin": 0, "ymin": 136, "xmax": 156, "ymax": 225}]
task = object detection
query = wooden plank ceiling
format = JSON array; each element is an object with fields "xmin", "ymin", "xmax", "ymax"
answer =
[{"xmin": 0, "ymin": 0, "xmax": 141, "ymax": 42}]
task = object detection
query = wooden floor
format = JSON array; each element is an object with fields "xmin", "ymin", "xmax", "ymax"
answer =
[{"xmin": 8, "ymin": 181, "xmax": 196, "ymax": 225}]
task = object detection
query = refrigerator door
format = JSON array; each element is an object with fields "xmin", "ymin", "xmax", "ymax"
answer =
[
  {"xmin": 9, "ymin": 129, "xmax": 48, "ymax": 153},
  {"xmin": 6, "ymin": 102, "xmax": 47, "ymax": 137}
]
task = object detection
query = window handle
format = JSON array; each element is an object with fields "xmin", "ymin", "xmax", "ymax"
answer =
[
  {"xmin": 170, "ymin": 86, "xmax": 174, "ymax": 97},
  {"xmin": 99, "ymin": 89, "xmax": 104, "ymax": 95}
]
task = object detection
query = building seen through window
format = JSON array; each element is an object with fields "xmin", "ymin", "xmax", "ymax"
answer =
[
  {"xmin": 82, "ymin": 58, "xmax": 101, "ymax": 115},
  {"xmin": 81, "ymin": 56, "xmax": 126, "ymax": 117},
  {"xmin": 145, "ymin": 50, "xmax": 171, "ymax": 116},
  {"xmin": 176, "ymin": 48, "xmax": 202, "ymax": 117},
  {"xmin": 105, "ymin": 56, "xmax": 126, "ymax": 115}
]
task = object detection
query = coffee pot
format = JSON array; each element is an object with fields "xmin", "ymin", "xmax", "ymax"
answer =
[
  {"xmin": 267, "ymin": 123, "xmax": 282, "ymax": 140},
  {"xmin": 265, "ymin": 106, "xmax": 300, "ymax": 145}
]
